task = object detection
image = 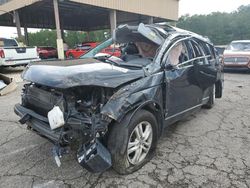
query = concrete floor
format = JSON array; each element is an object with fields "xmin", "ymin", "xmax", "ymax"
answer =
[{"xmin": 0, "ymin": 68, "xmax": 249, "ymax": 188}]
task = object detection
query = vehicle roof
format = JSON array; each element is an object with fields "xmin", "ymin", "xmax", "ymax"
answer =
[
  {"xmin": 115, "ymin": 23, "xmax": 212, "ymax": 46},
  {"xmin": 82, "ymin": 42, "xmax": 98, "ymax": 44},
  {"xmin": 151, "ymin": 23, "xmax": 212, "ymax": 44},
  {"xmin": 230, "ymin": 40, "xmax": 250, "ymax": 43},
  {"xmin": 215, "ymin": 45, "xmax": 227, "ymax": 48}
]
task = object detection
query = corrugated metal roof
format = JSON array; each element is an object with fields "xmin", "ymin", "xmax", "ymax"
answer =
[
  {"xmin": 0, "ymin": 0, "xmax": 178, "ymax": 20},
  {"xmin": 0, "ymin": 0, "xmax": 41, "ymax": 15},
  {"xmin": 71, "ymin": 0, "xmax": 179, "ymax": 20}
]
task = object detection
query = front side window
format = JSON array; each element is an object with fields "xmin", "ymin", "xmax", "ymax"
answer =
[{"xmin": 166, "ymin": 41, "xmax": 189, "ymax": 66}]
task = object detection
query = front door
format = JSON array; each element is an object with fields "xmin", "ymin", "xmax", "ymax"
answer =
[{"xmin": 163, "ymin": 39, "xmax": 204, "ymax": 118}]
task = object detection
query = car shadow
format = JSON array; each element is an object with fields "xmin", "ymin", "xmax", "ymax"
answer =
[
  {"xmin": 0, "ymin": 66, "xmax": 25, "ymax": 74},
  {"xmin": 223, "ymin": 69, "xmax": 250, "ymax": 74}
]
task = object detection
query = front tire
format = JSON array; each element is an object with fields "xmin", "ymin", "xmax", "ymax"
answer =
[{"xmin": 107, "ymin": 110, "xmax": 158, "ymax": 174}]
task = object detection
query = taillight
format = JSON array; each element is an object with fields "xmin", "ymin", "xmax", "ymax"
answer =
[{"xmin": 0, "ymin": 49, "xmax": 5, "ymax": 58}]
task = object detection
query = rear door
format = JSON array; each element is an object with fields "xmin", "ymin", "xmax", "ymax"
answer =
[{"xmin": 192, "ymin": 39, "xmax": 217, "ymax": 89}]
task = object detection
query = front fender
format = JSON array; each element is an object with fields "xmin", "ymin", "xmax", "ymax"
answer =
[
  {"xmin": 127, "ymin": 100, "xmax": 164, "ymax": 137},
  {"xmin": 101, "ymin": 72, "xmax": 164, "ymax": 122}
]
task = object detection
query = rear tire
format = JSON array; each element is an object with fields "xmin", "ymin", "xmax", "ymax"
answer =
[
  {"xmin": 203, "ymin": 84, "xmax": 215, "ymax": 109},
  {"xmin": 68, "ymin": 53, "xmax": 74, "ymax": 59},
  {"xmin": 39, "ymin": 54, "xmax": 45, "ymax": 59},
  {"xmin": 107, "ymin": 110, "xmax": 158, "ymax": 174}
]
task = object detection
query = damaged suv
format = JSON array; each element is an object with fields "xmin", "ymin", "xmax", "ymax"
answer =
[{"xmin": 14, "ymin": 23, "xmax": 223, "ymax": 174}]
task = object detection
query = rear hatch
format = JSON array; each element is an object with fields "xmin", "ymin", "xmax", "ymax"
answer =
[{"xmin": 3, "ymin": 46, "xmax": 38, "ymax": 61}]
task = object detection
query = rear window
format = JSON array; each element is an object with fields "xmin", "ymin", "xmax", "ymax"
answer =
[
  {"xmin": 78, "ymin": 45, "xmax": 91, "ymax": 50},
  {"xmin": 227, "ymin": 42, "xmax": 250, "ymax": 51},
  {"xmin": 0, "ymin": 39, "xmax": 18, "ymax": 47},
  {"xmin": 46, "ymin": 47, "xmax": 55, "ymax": 50}
]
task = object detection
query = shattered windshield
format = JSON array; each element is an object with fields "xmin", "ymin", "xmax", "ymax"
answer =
[
  {"xmin": 227, "ymin": 42, "xmax": 250, "ymax": 51},
  {"xmin": 80, "ymin": 24, "xmax": 163, "ymax": 70},
  {"xmin": 81, "ymin": 39, "xmax": 160, "ymax": 68}
]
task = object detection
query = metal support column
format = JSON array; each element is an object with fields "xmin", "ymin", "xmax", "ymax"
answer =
[
  {"xmin": 24, "ymin": 26, "xmax": 29, "ymax": 46},
  {"xmin": 109, "ymin": 10, "xmax": 117, "ymax": 37},
  {"xmin": 53, "ymin": 0, "xmax": 64, "ymax": 59},
  {"xmin": 86, "ymin": 31, "xmax": 90, "ymax": 41},
  {"xmin": 148, "ymin": 17, "xmax": 154, "ymax": 24},
  {"xmin": 14, "ymin": 10, "xmax": 22, "ymax": 40}
]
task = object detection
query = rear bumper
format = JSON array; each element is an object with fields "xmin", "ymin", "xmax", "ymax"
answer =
[
  {"xmin": 0, "ymin": 58, "xmax": 41, "ymax": 67},
  {"xmin": 14, "ymin": 104, "xmax": 61, "ymax": 143}
]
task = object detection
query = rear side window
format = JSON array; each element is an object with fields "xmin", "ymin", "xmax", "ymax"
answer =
[
  {"xmin": 190, "ymin": 40, "xmax": 203, "ymax": 58},
  {"xmin": 198, "ymin": 40, "xmax": 216, "ymax": 62},
  {"xmin": 188, "ymin": 39, "xmax": 209, "ymax": 65},
  {"xmin": 0, "ymin": 39, "xmax": 18, "ymax": 47}
]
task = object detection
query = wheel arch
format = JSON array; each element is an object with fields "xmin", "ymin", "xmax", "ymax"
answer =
[{"xmin": 127, "ymin": 100, "xmax": 164, "ymax": 138}]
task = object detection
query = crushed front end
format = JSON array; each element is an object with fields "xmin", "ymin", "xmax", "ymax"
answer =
[{"xmin": 14, "ymin": 83, "xmax": 114, "ymax": 173}]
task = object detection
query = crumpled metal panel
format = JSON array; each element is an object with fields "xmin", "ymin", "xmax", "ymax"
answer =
[
  {"xmin": 22, "ymin": 60, "xmax": 145, "ymax": 89},
  {"xmin": 101, "ymin": 72, "xmax": 164, "ymax": 121}
]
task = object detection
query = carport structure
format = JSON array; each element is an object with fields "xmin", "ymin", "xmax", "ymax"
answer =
[{"xmin": 0, "ymin": 0, "xmax": 179, "ymax": 59}]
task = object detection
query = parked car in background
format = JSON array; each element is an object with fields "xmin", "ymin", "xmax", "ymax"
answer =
[
  {"xmin": 0, "ymin": 38, "xmax": 40, "ymax": 67},
  {"xmin": 99, "ymin": 45, "xmax": 122, "ymax": 57},
  {"xmin": 14, "ymin": 23, "xmax": 223, "ymax": 174},
  {"xmin": 66, "ymin": 42, "xmax": 122, "ymax": 59},
  {"xmin": 66, "ymin": 42, "xmax": 98, "ymax": 59},
  {"xmin": 223, "ymin": 40, "xmax": 250, "ymax": 71},
  {"xmin": 37, "ymin": 46, "xmax": 58, "ymax": 59}
]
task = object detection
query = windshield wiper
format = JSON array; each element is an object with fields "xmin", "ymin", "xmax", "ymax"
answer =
[
  {"xmin": 94, "ymin": 55, "xmax": 121, "ymax": 66},
  {"xmin": 94, "ymin": 54, "xmax": 145, "ymax": 69},
  {"xmin": 118, "ymin": 62, "xmax": 143, "ymax": 68}
]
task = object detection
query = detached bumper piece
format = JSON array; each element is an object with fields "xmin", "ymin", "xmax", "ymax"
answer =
[{"xmin": 77, "ymin": 140, "xmax": 112, "ymax": 173}]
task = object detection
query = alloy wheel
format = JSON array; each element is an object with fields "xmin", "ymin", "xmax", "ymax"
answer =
[{"xmin": 127, "ymin": 121, "xmax": 153, "ymax": 165}]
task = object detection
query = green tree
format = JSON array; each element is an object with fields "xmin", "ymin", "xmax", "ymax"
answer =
[
  {"xmin": 28, "ymin": 30, "xmax": 57, "ymax": 47},
  {"xmin": 177, "ymin": 5, "xmax": 250, "ymax": 45},
  {"xmin": 27, "ymin": 29, "xmax": 109, "ymax": 48}
]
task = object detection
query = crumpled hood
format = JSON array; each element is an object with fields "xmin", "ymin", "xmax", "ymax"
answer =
[{"xmin": 22, "ymin": 60, "xmax": 145, "ymax": 89}]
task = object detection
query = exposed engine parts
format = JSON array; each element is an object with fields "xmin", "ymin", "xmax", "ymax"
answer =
[{"xmin": 20, "ymin": 84, "xmax": 114, "ymax": 172}]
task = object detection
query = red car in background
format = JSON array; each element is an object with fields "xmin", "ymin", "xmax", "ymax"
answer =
[
  {"xmin": 66, "ymin": 42, "xmax": 121, "ymax": 59},
  {"xmin": 101, "ymin": 46, "xmax": 121, "ymax": 57},
  {"xmin": 66, "ymin": 42, "xmax": 98, "ymax": 59},
  {"xmin": 37, "ymin": 46, "xmax": 58, "ymax": 59}
]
